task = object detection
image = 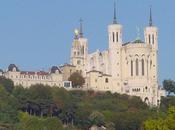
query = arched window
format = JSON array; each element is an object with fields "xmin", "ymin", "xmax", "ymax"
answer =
[
  {"xmin": 136, "ymin": 59, "xmax": 139, "ymax": 76},
  {"xmin": 150, "ymin": 60, "xmax": 152, "ymax": 69},
  {"xmin": 142, "ymin": 59, "xmax": 144, "ymax": 76},
  {"xmin": 116, "ymin": 32, "xmax": 119, "ymax": 42},
  {"xmin": 131, "ymin": 60, "xmax": 133, "ymax": 76},
  {"xmin": 152, "ymin": 34, "xmax": 154, "ymax": 44},
  {"xmin": 81, "ymin": 46, "xmax": 84, "ymax": 54},
  {"xmin": 113, "ymin": 32, "xmax": 115, "ymax": 42},
  {"xmin": 148, "ymin": 34, "xmax": 151, "ymax": 44}
]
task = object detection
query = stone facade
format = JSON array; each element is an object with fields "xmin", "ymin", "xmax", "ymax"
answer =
[
  {"xmin": 70, "ymin": 7, "xmax": 165, "ymax": 106},
  {"xmin": 0, "ymin": 5, "xmax": 165, "ymax": 106},
  {"xmin": 3, "ymin": 64, "xmax": 63, "ymax": 88}
]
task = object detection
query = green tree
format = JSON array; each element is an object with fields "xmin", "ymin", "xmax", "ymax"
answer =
[
  {"xmin": 0, "ymin": 76, "xmax": 14, "ymax": 93},
  {"xmin": 17, "ymin": 112, "xmax": 63, "ymax": 130},
  {"xmin": 160, "ymin": 96, "xmax": 175, "ymax": 112},
  {"xmin": 0, "ymin": 85, "xmax": 18, "ymax": 129},
  {"xmin": 68, "ymin": 72, "xmax": 85, "ymax": 88},
  {"xmin": 28, "ymin": 84, "xmax": 53, "ymax": 116},
  {"xmin": 163, "ymin": 79, "xmax": 175, "ymax": 95},
  {"xmin": 143, "ymin": 106, "xmax": 175, "ymax": 130},
  {"xmin": 89, "ymin": 111, "xmax": 105, "ymax": 126}
]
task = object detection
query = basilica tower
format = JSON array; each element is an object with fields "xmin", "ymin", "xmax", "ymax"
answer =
[
  {"xmin": 144, "ymin": 7, "xmax": 159, "ymax": 105},
  {"xmin": 108, "ymin": 2, "xmax": 123, "ymax": 92},
  {"xmin": 144, "ymin": 8, "xmax": 158, "ymax": 82},
  {"xmin": 70, "ymin": 19, "xmax": 88, "ymax": 76}
]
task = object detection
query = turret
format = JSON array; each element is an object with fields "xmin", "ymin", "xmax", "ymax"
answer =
[
  {"xmin": 70, "ymin": 20, "xmax": 88, "ymax": 76},
  {"xmin": 108, "ymin": 2, "xmax": 122, "ymax": 49},
  {"xmin": 108, "ymin": 2, "xmax": 122, "ymax": 92},
  {"xmin": 144, "ymin": 7, "xmax": 158, "ymax": 50}
]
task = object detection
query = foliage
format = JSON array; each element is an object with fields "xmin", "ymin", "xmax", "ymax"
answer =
[
  {"xmin": 68, "ymin": 72, "xmax": 85, "ymax": 88},
  {"xmin": 163, "ymin": 79, "xmax": 175, "ymax": 95},
  {"xmin": 0, "ymin": 85, "xmax": 18, "ymax": 129},
  {"xmin": 0, "ymin": 76, "xmax": 14, "ymax": 93},
  {"xmin": 160, "ymin": 96, "xmax": 175, "ymax": 112},
  {"xmin": 89, "ymin": 111, "xmax": 105, "ymax": 126},
  {"xmin": 16, "ymin": 112, "xmax": 63, "ymax": 130},
  {"xmin": 0, "ymin": 82, "xmax": 174, "ymax": 130},
  {"xmin": 143, "ymin": 106, "xmax": 175, "ymax": 130}
]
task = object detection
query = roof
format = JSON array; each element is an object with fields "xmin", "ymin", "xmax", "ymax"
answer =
[
  {"xmin": 122, "ymin": 39, "xmax": 144, "ymax": 46},
  {"xmin": 51, "ymin": 66, "xmax": 62, "ymax": 74},
  {"xmin": 86, "ymin": 70, "xmax": 111, "ymax": 77},
  {"xmin": 20, "ymin": 71, "xmax": 35, "ymax": 75},
  {"xmin": 0, "ymin": 69, "xmax": 3, "ymax": 73},
  {"xmin": 20, "ymin": 71, "xmax": 49, "ymax": 76},
  {"xmin": 60, "ymin": 63, "xmax": 76, "ymax": 68},
  {"xmin": 132, "ymin": 39, "xmax": 144, "ymax": 43},
  {"xmin": 86, "ymin": 70, "xmax": 102, "ymax": 74},
  {"xmin": 8, "ymin": 64, "xmax": 20, "ymax": 72}
]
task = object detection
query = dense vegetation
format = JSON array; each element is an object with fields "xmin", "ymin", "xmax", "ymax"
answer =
[{"xmin": 0, "ymin": 76, "xmax": 175, "ymax": 130}]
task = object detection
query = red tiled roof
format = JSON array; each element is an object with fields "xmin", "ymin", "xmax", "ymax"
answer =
[
  {"xmin": 20, "ymin": 71, "xmax": 49, "ymax": 75},
  {"xmin": 37, "ymin": 71, "xmax": 49, "ymax": 75}
]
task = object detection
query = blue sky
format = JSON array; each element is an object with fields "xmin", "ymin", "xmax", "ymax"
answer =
[{"xmin": 0, "ymin": 0, "xmax": 174, "ymax": 83}]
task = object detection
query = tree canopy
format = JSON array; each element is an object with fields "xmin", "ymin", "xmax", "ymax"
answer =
[
  {"xmin": 143, "ymin": 106, "xmax": 175, "ymax": 130},
  {"xmin": 163, "ymin": 79, "xmax": 175, "ymax": 95},
  {"xmin": 0, "ymin": 79, "xmax": 174, "ymax": 130},
  {"xmin": 68, "ymin": 72, "xmax": 85, "ymax": 88},
  {"xmin": 0, "ymin": 76, "xmax": 14, "ymax": 93}
]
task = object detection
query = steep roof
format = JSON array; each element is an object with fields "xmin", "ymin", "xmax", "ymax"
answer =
[
  {"xmin": 51, "ymin": 66, "xmax": 62, "ymax": 74},
  {"xmin": 132, "ymin": 39, "xmax": 144, "ymax": 43},
  {"xmin": 8, "ymin": 64, "xmax": 19, "ymax": 72}
]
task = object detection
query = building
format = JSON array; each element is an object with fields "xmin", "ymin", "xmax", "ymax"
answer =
[
  {"xmin": 60, "ymin": 63, "xmax": 76, "ymax": 81},
  {"xmin": 4, "ymin": 64, "xmax": 63, "ymax": 88},
  {"xmin": 70, "ymin": 5, "xmax": 165, "ymax": 106},
  {"xmin": 0, "ymin": 4, "xmax": 165, "ymax": 106}
]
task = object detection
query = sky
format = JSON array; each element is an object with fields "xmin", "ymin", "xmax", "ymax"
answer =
[{"xmin": 0, "ymin": 0, "xmax": 174, "ymax": 83}]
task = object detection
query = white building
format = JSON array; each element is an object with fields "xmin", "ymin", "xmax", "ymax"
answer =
[
  {"xmin": 3, "ymin": 64, "xmax": 63, "ymax": 88},
  {"xmin": 70, "ymin": 6, "xmax": 165, "ymax": 106},
  {"xmin": 0, "ymin": 4, "xmax": 165, "ymax": 106}
]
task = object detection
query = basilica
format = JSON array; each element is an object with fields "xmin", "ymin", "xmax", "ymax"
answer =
[
  {"xmin": 0, "ymin": 4, "xmax": 165, "ymax": 106},
  {"xmin": 70, "ymin": 5, "xmax": 165, "ymax": 106}
]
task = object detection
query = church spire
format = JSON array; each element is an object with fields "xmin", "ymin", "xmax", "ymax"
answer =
[
  {"xmin": 113, "ymin": 1, "xmax": 117, "ymax": 24},
  {"xmin": 149, "ymin": 6, "xmax": 153, "ymax": 26},
  {"xmin": 79, "ymin": 18, "xmax": 83, "ymax": 38}
]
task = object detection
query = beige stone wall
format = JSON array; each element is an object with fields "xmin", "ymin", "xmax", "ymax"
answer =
[
  {"xmin": 86, "ymin": 71, "xmax": 112, "ymax": 92},
  {"xmin": 75, "ymin": 23, "xmax": 164, "ymax": 106},
  {"xmin": 4, "ymin": 71, "xmax": 63, "ymax": 88},
  {"xmin": 60, "ymin": 64, "xmax": 76, "ymax": 81}
]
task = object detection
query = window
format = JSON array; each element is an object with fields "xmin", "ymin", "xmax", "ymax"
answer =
[
  {"xmin": 113, "ymin": 32, "xmax": 115, "ymax": 42},
  {"xmin": 152, "ymin": 34, "xmax": 154, "ymax": 44},
  {"xmin": 105, "ymin": 78, "xmax": 108, "ymax": 83},
  {"xmin": 136, "ymin": 59, "xmax": 139, "ymax": 76},
  {"xmin": 77, "ymin": 60, "xmax": 81, "ymax": 65},
  {"xmin": 149, "ymin": 34, "xmax": 151, "ymax": 44},
  {"xmin": 81, "ymin": 46, "xmax": 84, "ymax": 54},
  {"xmin": 150, "ymin": 60, "xmax": 152, "ymax": 69},
  {"xmin": 131, "ymin": 60, "xmax": 133, "ymax": 76},
  {"xmin": 116, "ymin": 32, "xmax": 119, "ymax": 42},
  {"xmin": 142, "ymin": 59, "xmax": 144, "ymax": 76}
]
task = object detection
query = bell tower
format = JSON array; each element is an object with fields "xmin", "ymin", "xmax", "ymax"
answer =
[
  {"xmin": 108, "ymin": 2, "xmax": 123, "ymax": 92},
  {"xmin": 70, "ymin": 19, "xmax": 88, "ymax": 76},
  {"xmin": 144, "ymin": 7, "xmax": 159, "ymax": 105},
  {"xmin": 144, "ymin": 7, "xmax": 158, "ymax": 50}
]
